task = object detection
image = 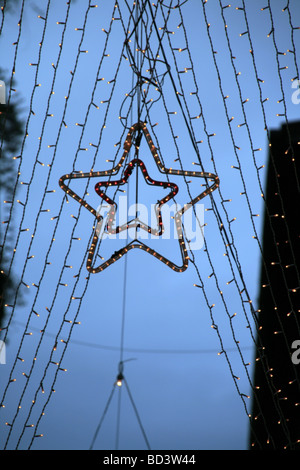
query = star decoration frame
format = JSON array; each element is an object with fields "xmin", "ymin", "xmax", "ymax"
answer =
[{"xmin": 59, "ymin": 121, "xmax": 220, "ymax": 273}]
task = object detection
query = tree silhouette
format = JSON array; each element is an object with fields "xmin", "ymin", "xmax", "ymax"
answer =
[{"xmin": 0, "ymin": 67, "xmax": 24, "ymax": 330}]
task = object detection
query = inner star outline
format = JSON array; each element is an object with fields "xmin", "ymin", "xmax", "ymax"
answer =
[
  {"xmin": 58, "ymin": 121, "xmax": 220, "ymax": 273},
  {"xmin": 94, "ymin": 157, "xmax": 178, "ymax": 237}
]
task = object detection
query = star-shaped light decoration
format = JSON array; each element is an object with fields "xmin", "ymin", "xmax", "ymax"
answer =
[{"xmin": 59, "ymin": 121, "xmax": 220, "ymax": 273}]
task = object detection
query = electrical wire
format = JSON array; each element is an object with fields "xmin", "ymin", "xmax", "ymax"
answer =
[{"xmin": 0, "ymin": 0, "xmax": 299, "ymax": 450}]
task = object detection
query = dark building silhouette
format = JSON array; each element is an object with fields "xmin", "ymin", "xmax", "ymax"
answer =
[{"xmin": 250, "ymin": 121, "xmax": 300, "ymax": 449}]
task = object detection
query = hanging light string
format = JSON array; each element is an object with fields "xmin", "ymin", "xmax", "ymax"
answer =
[
  {"xmin": 240, "ymin": 0, "xmax": 300, "ymax": 282},
  {"xmin": 0, "ymin": 0, "xmax": 74, "ymax": 424},
  {"xmin": 201, "ymin": 0, "xmax": 300, "ymax": 446},
  {"xmin": 0, "ymin": 0, "xmax": 262, "ymax": 448},
  {"xmin": 0, "ymin": 1, "xmax": 276, "ymax": 450},
  {"xmin": 177, "ymin": 0, "xmax": 299, "ymax": 444},
  {"xmin": 215, "ymin": 0, "xmax": 300, "ymax": 394},
  {"xmin": 200, "ymin": 0, "xmax": 300, "ymax": 397},
  {"xmin": 83, "ymin": 0, "xmax": 220, "ymax": 275},
  {"xmin": 0, "ymin": 0, "xmax": 122, "ymax": 342},
  {"xmin": 0, "ymin": 0, "xmax": 299, "ymax": 450},
  {"xmin": 2, "ymin": 1, "xmax": 154, "ymax": 451},
  {"xmin": 115, "ymin": 0, "xmax": 151, "ymax": 451},
  {"xmin": 0, "ymin": 0, "xmax": 127, "ymax": 449},
  {"xmin": 0, "ymin": 0, "xmax": 159, "ymax": 450},
  {"xmin": 141, "ymin": 3, "xmax": 266, "ymax": 443},
  {"xmin": 0, "ymin": 0, "xmax": 44, "ymax": 262},
  {"xmin": 142, "ymin": 0, "xmax": 298, "ymax": 448},
  {"xmin": 218, "ymin": 0, "xmax": 300, "ymax": 314},
  {"xmin": 119, "ymin": 1, "xmax": 272, "ymax": 446},
  {"xmin": 0, "ymin": 0, "xmax": 26, "ymax": 159},
  {"xmin": 69, "ymin": 0, "xmax": 165, "ymax": 271},
  {"xmin": 134, "ymin": 0, "xmax": 141, "ymax": 237},
  {"xmin": 267, "ymin": 0, "xmax": 299, "ymax": 192},
  {"xmin": 114, "ymin": 2, "xmax": 138, "ymax": 450},
  {"xmin": 1, "ymin": 0, "xmax": 94, "ymax": 448},
  {"xmin": 0, "ymin": 0, "xmax": 7, "ymax": 34},
  {"xmin": 88, "ymin": 1, "xmax": 152, "ymax": 451},
  {"xmin": 0, "ymin": 0, "xmax": 69, "ymax": 343}
]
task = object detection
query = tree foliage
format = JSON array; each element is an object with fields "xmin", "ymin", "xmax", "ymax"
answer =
[
  {"xmin": 0, "ymin": 67, "xmax": 24, "ymax": 329},
  {"xmin": 0, "ymin": 0, "xmax": 21, "ymax": 12}
]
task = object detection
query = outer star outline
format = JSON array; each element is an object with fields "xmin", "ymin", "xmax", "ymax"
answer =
[{"xmin": 59, "ymin": 121, "xmax": 220, "ymax": 273}]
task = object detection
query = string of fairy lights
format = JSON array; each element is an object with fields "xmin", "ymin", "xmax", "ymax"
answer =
[
  {"xmin": 0, "ymin": 0, "xmax": 299, "ymax": 450},
  {"xmin": 0, "ymin": 0, "xmax": 276, "ymax": 444},
  {"xmin": 199, "ymin": 0, "xmax": 300, "ymax": 417},
  {"xmin": 1, "ymin": 0, "xmax": 130, "ymax": 448},
  {"xmin": 1, "ymin": 0, "xmax": 286, "ymax": 444},
  {"xmin": 142, "ymin": 2, "xmax": 300, "ymax": 446},
  {"xmin": 0, "ymin": 0, "xmax": 282, "ymax": 446}
]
